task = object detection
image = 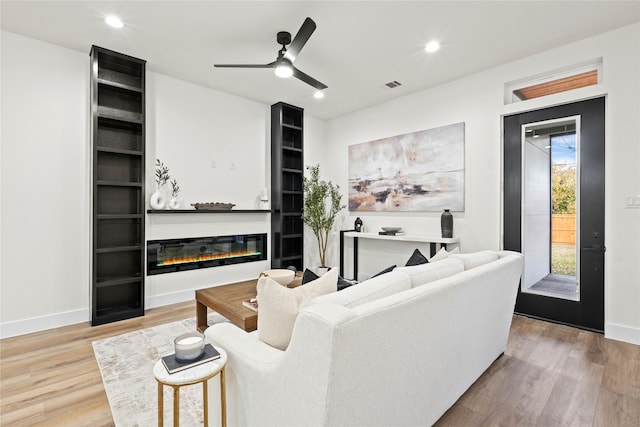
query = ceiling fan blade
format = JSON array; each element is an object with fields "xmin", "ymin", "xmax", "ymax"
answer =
[
  {"xmin": 214, "ymin": 62, "xmax": 275, "ymax": 68},
  {"xmin": 284, "ymin": 17, "xmax": 316, "ymax": 63},
  {"xmin": 292, "ymin": 66, "xmax": 327, "ymax": 90}
]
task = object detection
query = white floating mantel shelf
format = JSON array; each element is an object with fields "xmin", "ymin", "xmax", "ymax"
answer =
[{"xmin": 146, "ymin": 209, "xmax": 270, "ymax": 214}]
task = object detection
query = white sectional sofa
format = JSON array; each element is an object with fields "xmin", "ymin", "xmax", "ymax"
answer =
[{"xmin": 204, "ymin": 250, "xmax": 524, "ymax": 427}]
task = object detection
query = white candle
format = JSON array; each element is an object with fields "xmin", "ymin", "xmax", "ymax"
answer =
[{"xmin": 174, "ymin": 333, "xmax": 204, "ymax": 361}]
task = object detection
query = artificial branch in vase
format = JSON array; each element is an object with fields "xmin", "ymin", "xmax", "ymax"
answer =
[
  {"xmin": 155, "ymin": 159, "xmax": 170, "ymax": 189},
  {"xmin": 170, "ymin": 179, "xmax": 180, "ymax": 198},
  {"xmin": 302, "ymin": 164, "xmax": 345, "ymax": 268}
]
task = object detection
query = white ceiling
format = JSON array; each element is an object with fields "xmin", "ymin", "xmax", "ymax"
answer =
[{"xmin": 2, "ymin": 1, "xmax": 639, "ymax": 120}]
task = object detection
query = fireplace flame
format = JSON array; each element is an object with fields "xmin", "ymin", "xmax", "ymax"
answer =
[{"xmin": 158, "ymin": 251, "xmax": 262, "ymax": 267}]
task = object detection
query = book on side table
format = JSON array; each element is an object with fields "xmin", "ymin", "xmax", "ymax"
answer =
[
  {"xmin": 162, "ymin": 343, "xmax": 221, "ymax": 374},
  {"xmin": 242, "ymin": 297, "xmax": 258, "ymax": 312}
]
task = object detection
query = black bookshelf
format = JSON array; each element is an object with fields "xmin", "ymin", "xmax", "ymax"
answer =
[
  {"xmin": 271, "ymin": 103, "xmax": 304, "ymax": 271},
  {"xmin": 90, "ymin": 46, "xmax": 146, "ymax": 326}
]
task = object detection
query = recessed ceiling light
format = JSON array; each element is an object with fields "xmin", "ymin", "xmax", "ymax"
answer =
[
  {"xmin": 314, "ymin": 91, "xmax": 325, "ymax": 99},
  {"xmin": 425, "ymin": 40, "xmax": 440, "ymax": 53},
  {"xmin": 105, "ymin": 15, "xmax": 123, "ymax": 29}
]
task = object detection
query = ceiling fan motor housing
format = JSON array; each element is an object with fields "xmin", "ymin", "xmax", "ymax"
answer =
[{"xmin": 277, "ymin": 31, "xmax": 291, "ymax": 46}]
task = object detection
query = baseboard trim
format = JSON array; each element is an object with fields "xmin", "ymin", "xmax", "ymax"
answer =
[
  {"xmin": 145, "ymin": 290, "xmax": 194, "ymax": 309},
  {"xmin": 0, "ymin": 308, "xmax": 89, "ymax": 339},
  {"xmin": 0, "ymin": 290, "xmax": 201, "ymax": 339},
  {"xmin": 605, "ymin": 322, "xmax": 640, "ymax": 345}
]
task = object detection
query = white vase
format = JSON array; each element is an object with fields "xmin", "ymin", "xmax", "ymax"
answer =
[
  {"xmin": 169, "ymin": 197, "xmax": 180, "ymax": 210},
  {"xmin": 150, "ymin": 189, "xmax": 166, "ymax": 210},
  {"xmin": 315, "ymin": 267, "xmax": 330, "ymax": 276}
]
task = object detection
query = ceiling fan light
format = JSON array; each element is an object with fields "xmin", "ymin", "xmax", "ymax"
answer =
[
  {"xmin": 314, "ymin": 91, "xmax": 325, "ymax": 99},
  {"xmin": 275, "ymin": 61, "xmax": 293, "ymax": 78}
]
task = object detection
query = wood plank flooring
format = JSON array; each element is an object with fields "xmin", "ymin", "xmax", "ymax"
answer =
[{"xmin": 1, "ymin": 303, "xmax": 639, "ymax": 426}]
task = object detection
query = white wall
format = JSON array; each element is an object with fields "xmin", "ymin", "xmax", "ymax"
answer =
[
  {"xmin": 0, "ymin": 31, "xmax": 286, "ymax": 337},
  {"xmin": 144, "ymin": 72, "xmax": 273, "ymax": 308},
  {"xmin": 323, "ymin": 23, "xmax": 640, "ymax": 344},
  {"xmin": 1, "ymin": 32, "xmax": 91, "ymax": 336}
]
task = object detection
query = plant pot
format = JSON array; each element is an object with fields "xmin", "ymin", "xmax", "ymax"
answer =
[{"xmin": 169, "ymin": 197, "xmax": 180, "ymax": 210}]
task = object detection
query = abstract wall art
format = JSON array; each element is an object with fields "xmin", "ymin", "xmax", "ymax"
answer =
[{"xmin": 348, "ymin": 122, "xmax": 465, "ymax": 212}]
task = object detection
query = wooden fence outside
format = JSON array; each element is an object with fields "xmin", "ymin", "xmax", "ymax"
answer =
[{"xmin": 552, "ymin": 214, "xmax": 576, "ymax": 245}]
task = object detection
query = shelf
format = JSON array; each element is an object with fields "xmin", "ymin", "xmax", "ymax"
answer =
[
  {"xmin": 98, "ymin": 107, "xmax": 143, "ymax": 124},
  {"xmin": 97, "ymin": 214, "xmax": 143, "ymax": 220},
  {"xmin": 282, "ymin": 167, "xmax": 303, "ymax": 174},
  {"xmin": 282, "ymin": 146, "xmax": 303, "ymax": 153},
  {"xmin": 97, "ymin": 146, "xmax": 143, "ymax": 156},
  {"xmin": 91, "ymin": 45, "xmax": 146, "ymax": 326},
  {"xmin": 92, "ymin": 307, "xmax": 144, "ymax": 326},
  {"xmin": 282, "ymin": 234, "xmax": 303, "ymax": 239},
  {"xmin": 96, "ymin": 245, "xmax": 142, "ymax": 254},
  {"xmin": 97, "ymin": 181, "xmax": 143, "ymax": 187},
  {"xmin": 98, "ymin": 78, "xmax": 142, "ymax": 93},
  {"xmin": 147, "ymin": 209, "xmax": 269, "ymax": 214},
  {"xmin": 95, "ymin": 275, "xmax": 143, "ymax": 288}
]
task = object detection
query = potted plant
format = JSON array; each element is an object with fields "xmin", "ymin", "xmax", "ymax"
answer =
[
  {"xmin": 302, "ymin": 164, "xmax": 345, "ymax": 271},
  {"xmin": 169, "ymin": 178, "xmax": 180, "ymax": 209},
  {"xmin": 150, "ymin": 159, "xmax": 171, "ymax": 209}
]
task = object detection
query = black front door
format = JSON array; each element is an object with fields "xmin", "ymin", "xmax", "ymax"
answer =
[{"xmin": 503, "ymin": 97, "xmax": 605, "ymax": 332}]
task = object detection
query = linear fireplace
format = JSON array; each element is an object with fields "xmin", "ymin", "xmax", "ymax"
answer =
[{"xmin": 147, "ymin": 233, "xmax": 267, "ymax": 275}]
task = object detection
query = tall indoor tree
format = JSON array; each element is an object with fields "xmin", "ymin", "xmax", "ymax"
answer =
[{"xmin": 302, "ymin": 164, "xmax": 345, "ymax": 268}]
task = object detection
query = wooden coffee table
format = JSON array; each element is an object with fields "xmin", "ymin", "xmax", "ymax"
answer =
[{"xmin": 196, "ymin": 276, "xmax": 301, "ymax": 333}]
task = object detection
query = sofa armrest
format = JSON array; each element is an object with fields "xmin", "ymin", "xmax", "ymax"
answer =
[{"xmin": 204, "ymin": 322, "xmax": 283, "ymax": 367}]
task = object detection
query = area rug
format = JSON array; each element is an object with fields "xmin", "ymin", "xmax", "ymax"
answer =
[{"xmin": 92, "ymin": 313, "xmax": 229, "ymax": 426}]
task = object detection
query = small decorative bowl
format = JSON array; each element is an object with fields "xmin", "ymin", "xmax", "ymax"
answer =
[
  {"xmin": 382, "ymin": 227, "xmax": 402, "ymax": 232},
  {"xmin": 174, "ymin": 332, "xmax": 205, "ymax": 362},
  {"xmin": 259, "ymin": 269, "xmax": 295, "ymax": 286}
]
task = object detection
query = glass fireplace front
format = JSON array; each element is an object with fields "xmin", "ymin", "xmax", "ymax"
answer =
[{"xmin": 147, "ymin": 233, "xmax": 267, "ymax": 275}]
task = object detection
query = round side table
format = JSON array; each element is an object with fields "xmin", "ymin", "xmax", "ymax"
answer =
[{"xmin": 153, "ymin": 346, "xmax": 227, "ymax": 427}]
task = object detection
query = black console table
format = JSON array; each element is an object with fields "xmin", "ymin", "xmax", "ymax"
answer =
[{"xmin": 340, "ymin": 231, "xmax": 461, "ymax": 280}]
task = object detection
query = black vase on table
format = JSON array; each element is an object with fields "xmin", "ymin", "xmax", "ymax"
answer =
[{"xmin": 441, "ymin": 209, "xmax": 453, "ymax": 238}]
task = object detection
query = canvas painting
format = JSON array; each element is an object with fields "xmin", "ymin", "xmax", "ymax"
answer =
[{"xmin": 348, "ymin": 122, "xmax": 465, "ymax": 212}]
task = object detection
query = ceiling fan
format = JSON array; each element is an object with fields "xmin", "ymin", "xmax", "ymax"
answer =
[{"xmin": 214, "ymin": 17, "xmax": 328, "ymax": 91}]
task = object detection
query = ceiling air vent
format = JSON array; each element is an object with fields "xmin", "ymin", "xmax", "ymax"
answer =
[{"xmin": 385, "ymin": 80, "xmax": 402, "ymax": 88}]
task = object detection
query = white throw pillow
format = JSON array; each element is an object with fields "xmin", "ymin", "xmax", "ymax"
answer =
[
  {"xmin": 429, "ymin": 246, "xmax": 460, "ymax": 262},
  {"xmin": 449, "ymin": 250, "xmax": 498, "ymax": 270},
  {"xmin": 257, "ymin": 267, "xmax": 338, "ymax": 350}
]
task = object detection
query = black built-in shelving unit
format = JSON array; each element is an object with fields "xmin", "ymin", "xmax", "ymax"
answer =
[
  {"xmin": 271, "ymin": 102, "xmax": 304, "ymax": 271},
  {"xmin": 90, "ymin": 46, "xmax": 146, "ymax": 326}
]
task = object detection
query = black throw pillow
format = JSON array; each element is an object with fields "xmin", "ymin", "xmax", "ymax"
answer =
[
  {"xmin": 337, "ymin": 276, "xmax": 355, "ymax": 291},
  {"xmin": 371, "ymin": 265, "xmax": 396, "ymax": 278},
  {"xmin": 301, "ymin": 268, "xmax": 319, "ymax": 284},
  {"xmin": 405, "ymin": 248, "xmax": 429, "ymax": 266}
]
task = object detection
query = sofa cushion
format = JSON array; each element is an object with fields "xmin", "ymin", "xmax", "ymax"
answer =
[
  {"xmin": 310, "ymin": 270, "xmax": 411, "ymax": 309},
  {"xmin": 429, "ymin": 246, "xmax": 460, "ymax": 262},
  {"xmin": 405, "ymin": 248, "xmax": 429, "ymax": 266},
  {"xmin": 449, "ymin": 250, "xmax": 498, "ymax": 270},
  {"xmin": 395, "ymin": 257, "xmax": 464, "ymax": 288},
  {"xmin": 302, "ymin": 268, "xmax": 355, "ymax": 290},
  {"xmin": 257, "ymin": 268, "xmax": 338, "ymax": 350}
]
